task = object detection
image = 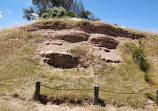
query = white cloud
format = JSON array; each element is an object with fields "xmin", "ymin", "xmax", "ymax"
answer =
[{"xmin": 0, "ymin": 11, "xmax": 2, "ymax": 18}]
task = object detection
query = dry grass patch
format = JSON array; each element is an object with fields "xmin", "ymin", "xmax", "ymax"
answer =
[
  {"xmin": 0, "ymin": 102, "xmax": 15, "ymax": 111},
  {"xmin": 0, "ymin": 27, "xmax": 43, "ymax": 96},
  {"xmin": 39, "ymin": 69, "xmax": 93, "ymax": 105},
  {"xmin": 69, "ymin": 45, "xmax": 97, "ymax": 67}
]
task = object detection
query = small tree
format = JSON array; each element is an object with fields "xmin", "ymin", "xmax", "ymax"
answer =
[
  {"xmin": 23, "ymin": 0, "xmax": 99, "ymax": 21},
  {"xmin": 79, "ymin": 10, "xmax": 99, "ymax": 21},
  {"xmin": 23, "ymin": 7, "xmax": 34, "ymax": 21},
  {"xmin": 23, "ymin": 0, "xmax": 83, "ymax": 20}
]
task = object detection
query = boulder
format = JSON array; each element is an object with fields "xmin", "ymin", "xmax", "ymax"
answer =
[
  {"xmin": 39, "ymin": 51, "xmax": 79, "ymax": 68},
  {"xmin": 54, "ymin": 31, "xmax": 90, "ymax": 43},
  {"xmin": 89, "ymin": 34, "xmax": 119, "ymax": 49}
]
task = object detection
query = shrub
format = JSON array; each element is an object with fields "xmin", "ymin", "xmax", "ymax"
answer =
[
  {"xmin": 66, "ymin": 10, "xmax": 76, "ymax": 17},
  {"xmin": 144, "ymin": 73, "xmax": 150, "ymax": 82},
  {"xmin": 132, "ymin": 47, "xmax": 150, "ymax": 72},
  {"xmin": 41, "ymin": 7, "xmax": 66, "ymax": 18},
  {"xmin": 41, "ymin": 13, "xmax": 48, "ymax": 19},
  {"xmin": 132, "ymin": 47, "xmax": 144, "ymax": 61},
  {"xmin": 139, "ymin": 58, "xmax": 150, "ymax": 72},
  {"xmin": 41, "ymin": 7, "xmax": 76, "ymax": 19},
  {"xmin": 132, "ymin": 44, "xmax": 150, "ymax": 82}
]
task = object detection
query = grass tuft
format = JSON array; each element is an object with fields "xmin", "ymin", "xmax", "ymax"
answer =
[{"xmin": 144, "ymin": 93, "xmax": 155, "ymax": 101}]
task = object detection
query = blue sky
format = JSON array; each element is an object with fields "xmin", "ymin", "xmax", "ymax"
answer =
[{"xmin": 0, "ymin": 0, "xmax": 158, "ymax": 32}]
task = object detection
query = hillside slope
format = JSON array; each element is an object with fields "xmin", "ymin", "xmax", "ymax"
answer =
[{"xmin": 0, "ymin": 18, "xmax": 158, "ymax": 110}]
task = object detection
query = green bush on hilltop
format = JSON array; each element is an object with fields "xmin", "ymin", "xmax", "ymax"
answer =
[{"xmin": 41, "ymin": 7, "xmax": 76, "ymax": 19}]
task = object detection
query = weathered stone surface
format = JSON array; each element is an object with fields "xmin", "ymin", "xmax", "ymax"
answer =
[
  {"xmin": 54, "ymin": 31, "xmax": 90, "ymax": 43},
  {"xmin": 40, "ymin": 51, "xmax": 79, "ymax": 68},
  {"xmin": 89, "ymin": 34, "xmax": 119, "ymax": 49},
  {"xmin": 102, "ymin": 58, "xmax": 122, "ymax": 63}
]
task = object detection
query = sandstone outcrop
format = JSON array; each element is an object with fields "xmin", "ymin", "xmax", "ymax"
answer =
[
  {"xmin": 54, "ymin": 31, "xmax": 90, "ymax": 43},
  {"xmin": 39, "ymin": 51, "xmax": 79, "ymax": 68},
  {"xmin": 24, "ymin": 20, "xmax": 145, "ymax": 39},
  {"xmin": 89, "ymin": 34, "xmax": 119, "ymax": 49}
]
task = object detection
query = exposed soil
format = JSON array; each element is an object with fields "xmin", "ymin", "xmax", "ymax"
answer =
[
  {"xmin": 35, "ymin": 29, "xmax": 124, "ymax": 67},
  {"xmin": 29, "ymin": 20, "xmax": 141, "ymax": 68},
  {"xmin": 24, "ymin": 20, "xmax": 145, "ymax": 39}
]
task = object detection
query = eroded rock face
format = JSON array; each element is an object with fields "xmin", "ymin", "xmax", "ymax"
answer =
[
  {"xmin": 40, "ymin": 51, "xmax": 79, "ymax": 68},
  {"xmin": 54, "ymin": 31, "xmax": 90, "ymax": 43},
  {"xmin": 89, "ymin": 34, "xmax": 119, "ymax": 49},
  {"xmin": 102, "ymin": 58, "xmax": 122, "ymax": 63}
]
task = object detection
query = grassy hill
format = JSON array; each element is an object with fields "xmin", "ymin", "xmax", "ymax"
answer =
[{"xmin": 0, "ymin": 18, "xmax": 158, "ymax": 110}]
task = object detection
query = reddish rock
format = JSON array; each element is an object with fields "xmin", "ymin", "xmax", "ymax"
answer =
[{"xmin": 89, "ymin": 34, "xmax": 119, "ymax": 49}]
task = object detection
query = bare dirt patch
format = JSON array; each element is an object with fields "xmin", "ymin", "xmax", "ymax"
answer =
[{"xmin": 35, "ymin": 29, "xmax": 127, "ymax": 66}]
